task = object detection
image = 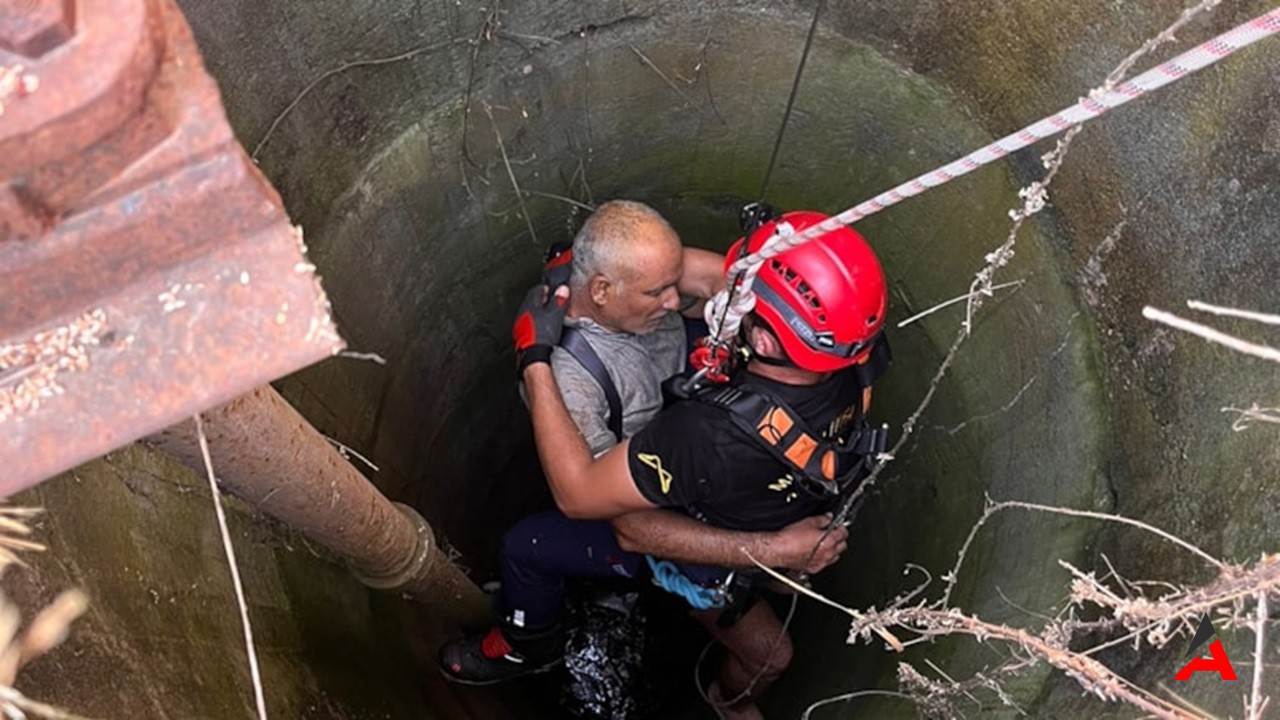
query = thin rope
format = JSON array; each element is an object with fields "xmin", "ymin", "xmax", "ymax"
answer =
[
  {"xmin": 195, "ymin": 414, "xmax": 268, "ymax": 720},
  {"xmin": 758, "ymin": 0, "xmax": 826, "ymax": 201},
  {"xmin": 707, "ymin": 6, "xmax": 1280, "ymax": 344},
  {"xmin": 707, "ymin": 0, "xmax": 826, "ymax": 352}
]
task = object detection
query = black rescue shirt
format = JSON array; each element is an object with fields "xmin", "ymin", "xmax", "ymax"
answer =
[{"xmin": 627, "ymin": 364, "xmax": 872, "ymax": 532}]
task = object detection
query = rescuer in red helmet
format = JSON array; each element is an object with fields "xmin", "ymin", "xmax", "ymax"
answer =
[
  {"xmin": 443, "ymin": 207, "xmax": 891, "ymax": 719},
  {"xmin": 726, "ymin": 210, "xmax": 887, "ymax": 371}
]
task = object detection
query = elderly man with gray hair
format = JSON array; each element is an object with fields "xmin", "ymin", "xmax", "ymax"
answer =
[{"xmin": 554, "ymin": 199, "xmax": 714, "ymax": 452}]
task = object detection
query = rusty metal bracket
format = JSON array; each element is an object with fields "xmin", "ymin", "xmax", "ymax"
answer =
[{"xmin": 0, "ymin": 0, "xmax": 344, "ymax": 494}]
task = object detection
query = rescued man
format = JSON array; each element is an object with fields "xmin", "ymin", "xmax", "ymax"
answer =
[{"xmin": 445, "ymin": 207, "xmax": 890, "ymax": 719}]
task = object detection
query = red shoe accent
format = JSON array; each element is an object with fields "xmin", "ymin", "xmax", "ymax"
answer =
[{"xmin": 480, "ymin": 627, "xmax": 515, "ymax": 660}]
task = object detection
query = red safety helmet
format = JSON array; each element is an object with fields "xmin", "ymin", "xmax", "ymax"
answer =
[{"xmin": 726, "ymin": 211, "xmax": 887, "ymax": 373}]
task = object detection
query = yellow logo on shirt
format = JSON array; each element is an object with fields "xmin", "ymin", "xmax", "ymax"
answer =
[{"xmin": 637, "ymin": 453, "xmax": 673, "ymax": 494}]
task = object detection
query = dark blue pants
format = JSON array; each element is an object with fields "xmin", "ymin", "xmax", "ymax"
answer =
[
  {"xmin": 498, "ymin": 510, "xmax": 644, "ymax": 632},
  {"xmin": 497, "ymin": 315, "xmax": 709, "ymax": 630}
]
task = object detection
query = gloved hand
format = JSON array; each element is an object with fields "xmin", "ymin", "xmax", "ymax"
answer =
[
  {"xmin": 513, "ymin": 284, "xmax": 568, "ymax": 372},
  {"xmin": 542, "ymin": 241, "xmax": 573, "ymax": 291}
]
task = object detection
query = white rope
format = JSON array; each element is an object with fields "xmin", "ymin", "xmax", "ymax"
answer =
[
  {"xmin": 706, "ymin": 221, "xmax": 798, "ymax": 344},
  {"xmin": 705, "ymin": 7, "xmax": 1280, "ymax": 343},
  {"xmin": 702, "ymin": 280, "xmax": 757, "ymax": 341},
  {"xmin": 195, "ymin": 414, "xmax": 269, "ymax": 720}
]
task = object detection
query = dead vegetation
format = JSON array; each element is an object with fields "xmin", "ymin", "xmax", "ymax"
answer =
[
  {"xmin": 759, "ymin": 495, "xmax": 1279, "ymax": 719},
  {"xmin": 0, "ymin": 506, "xmax": 91, "ymax": 720}
]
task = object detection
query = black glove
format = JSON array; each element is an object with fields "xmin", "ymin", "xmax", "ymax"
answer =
[
  {"xmin": 543, "ymin": 241, "xmax": 573, "ymax": 290},
  {"xmin": 512, "ymin": 284, "xmax": 567, "ymax": 372}
]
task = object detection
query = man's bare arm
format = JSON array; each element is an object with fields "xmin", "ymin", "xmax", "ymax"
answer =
[
  {"xmin": 524, "ymin": 361, "xmax": 655, "ymax": 519},
  {"xmin": 678, "ymin": 248, "xmax": 727, "ymax": 300},
  {"xmin": 611, "ymin": 510, "xmax": 848, "ymax": 574}
]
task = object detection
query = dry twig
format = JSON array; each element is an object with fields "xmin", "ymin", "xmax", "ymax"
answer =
[
  {"xmin": 942, "ymin": 498, "xmax": 1227, "ymax": 606},
  {"xmin": 520, "ymin": 190, "xmax": 596, "ymax": 212},
  {"xmin": 251, "ymin": 39, "xmax": 468, "ymax": 161},
  {"xmin": 897, "ymin": 281, "xmax": 1024, "ymax": 329},
  {"xmin": 0, "ymin": 688, "xmax": 93, "ymax": 720},
  {"xmin": 0, "ymin": 507, "xmax": 92, "ymax": 719},
  {"xmin": 1221, "ymin": 404, "xmax": 1280, "ymax": 431},
  {"xmin": 482, "ymin": 103, "xmax": 539, "ymax": 245},
  {"xmin": 800, "ymin": 688, "xmax": 914, "ymax": 720},
  {"xmin": 337, "ymin": 351, "xmax": 387, "ymax": 365},
  {"xmin": 1248, "ymin": 591, "xmax": 1269, "ymax": 720},
  {"xmin": 461, "ymin": 4, "xmax": 504, "ymax": 169},
  {"xmin": 321, "ymin": 435, "xmax": 379, "ymax": 473},
  {"xmin": 1188, "ymin": 300, "xmax": 1280, "ymax": 327},
  {"xmin": 627, "ymin": 45, "xmax": 693, "ymax": 102},
  {"xmin": 1142, "ymin": 307, "xmax": 1280, "ymax": 364}
]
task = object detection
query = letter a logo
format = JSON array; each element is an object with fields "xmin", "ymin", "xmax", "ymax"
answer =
[
  {"xmin": 1175, "ymin": 639, "xmax": 1237, "ymax": 681},
  {"xmin": 637, "ymin": 453, "xmax": 673, "ymax": 494}
]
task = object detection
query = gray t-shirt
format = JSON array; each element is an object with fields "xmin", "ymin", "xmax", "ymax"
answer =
[{"xmin": 550, "ymin": 312, "xmax": 686, "ymax": 455}]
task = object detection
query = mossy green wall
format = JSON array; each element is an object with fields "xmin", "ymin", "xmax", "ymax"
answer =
[{"xmin": 10, "ymin": 445, "xmax": 432, "ymax": 719}]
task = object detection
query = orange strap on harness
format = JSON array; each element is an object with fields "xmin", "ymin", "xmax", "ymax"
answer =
[{"xmin": 698, "ymin": 384, "xmax": 887, "ymax": 496}]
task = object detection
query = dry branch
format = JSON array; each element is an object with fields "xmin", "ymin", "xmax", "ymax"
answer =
[
  {"xmin": 1143, "ymin": 307, "xmax": 1280, "ymax": 364},
  {"xmin": 0, "ymin": 507, "xmax": 92, "ymax": 719}
]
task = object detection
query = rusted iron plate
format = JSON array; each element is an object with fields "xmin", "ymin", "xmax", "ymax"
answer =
[
  {"xmin": 0, "ymin": 0, "xmax": 344, "ymax": 494},
  {"xmin": 0, "ymin": 0, "xmax": 75, "ymax": 59}
]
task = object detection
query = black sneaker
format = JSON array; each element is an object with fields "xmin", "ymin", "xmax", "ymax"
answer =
[{"xmin": 439, "ymin": 627, "xmax": 562, "ymax": 686}]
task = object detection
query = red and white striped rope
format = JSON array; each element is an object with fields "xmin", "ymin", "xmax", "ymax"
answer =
[{"xmin": 725, "ymin": 7, "xmax": 1280, "ymax": 280}]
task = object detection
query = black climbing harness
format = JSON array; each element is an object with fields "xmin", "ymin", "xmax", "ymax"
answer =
[
  {"xmin": 558, "ymin": 326, "xmax": 624, "ymax": 442},
  {"xmin": 699, "ymin": 383, "xmax": 888, "ymax": 501},
  {"xmin": 670, "ymin": 334, "xmax": 892, "ymax": 505}
]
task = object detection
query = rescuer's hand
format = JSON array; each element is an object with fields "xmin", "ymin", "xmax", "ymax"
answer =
[
  {"xmin": 542, "ymin": 241, "xmax": 573, "ymax": 291},
  {"xmin": 513, "ymin": 283, "xmax": 569, "ymax": 372},
  {"xmin": 771, "ymin": 514, "xmax": 848, "ymax": 574}
]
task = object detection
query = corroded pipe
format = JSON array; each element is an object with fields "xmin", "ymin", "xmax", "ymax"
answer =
[{"xmin": 148, "ymin": 385, "xmax": 490, "ymax": 626}]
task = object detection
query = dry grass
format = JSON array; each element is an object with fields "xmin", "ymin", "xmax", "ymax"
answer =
[
  {"xmin": 760, "ymin": 506, "xmax": 1278, "ymax": 720},
  {"xmin": 0, "ymin": 506, "xmax": 91, "ymax": 720}
]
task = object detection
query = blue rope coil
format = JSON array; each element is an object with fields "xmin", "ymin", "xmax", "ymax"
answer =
[{"xmin": 645, "ymin": 556, "xmax": 725, "ymax": 610}]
